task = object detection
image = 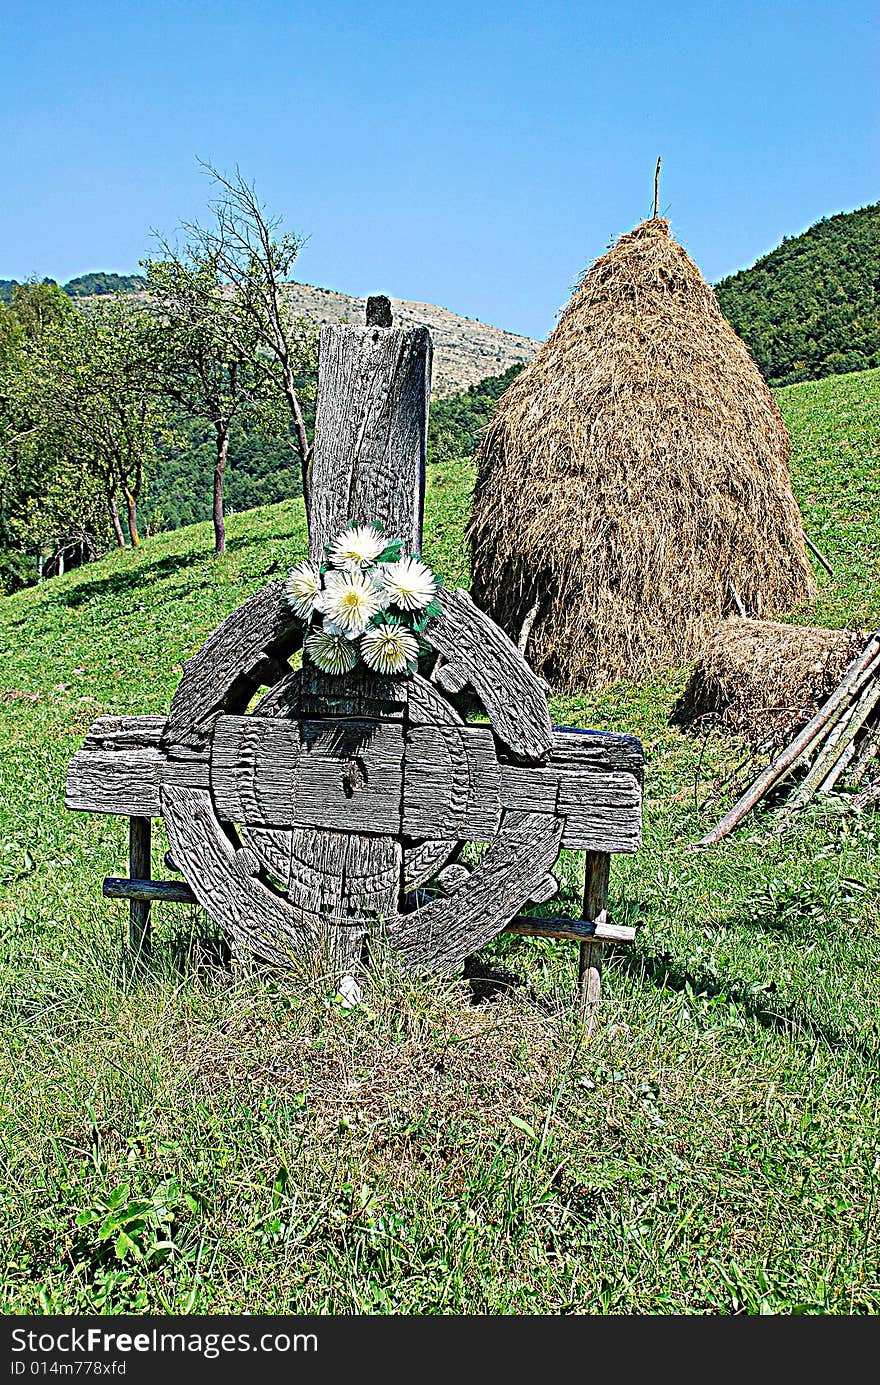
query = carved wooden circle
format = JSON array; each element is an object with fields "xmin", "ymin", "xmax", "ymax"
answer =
[{"xmin": 159, "ymin": 581, "xmax": 559, "ymax": 972}]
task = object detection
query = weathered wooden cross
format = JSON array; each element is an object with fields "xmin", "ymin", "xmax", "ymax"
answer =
[{"xmin": 66, "ymin": 302, "xmax": 643, "ymax": 1012}]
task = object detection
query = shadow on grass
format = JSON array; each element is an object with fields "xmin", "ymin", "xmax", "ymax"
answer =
[
  {"xmin": 616, "ymin": 944, "xmax": 878, "ymax": 1062},
  {"xmin": 38, "ymin": 532, "xmax": 289, "ymax": 612},
  {"xmin": 463, "ymin": 953, "xmax": 557, "ymax": 1012}
]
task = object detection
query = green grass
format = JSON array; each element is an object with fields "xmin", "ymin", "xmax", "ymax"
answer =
[{"xmin": 1, "ymin": 370, "xmax": 879, "ymax": 1314}]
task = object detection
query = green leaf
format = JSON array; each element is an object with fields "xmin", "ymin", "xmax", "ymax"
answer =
[
  {"xmin": 376, "ymin": 541, "xmax": 402, "ymax": 564},
  {"xmin": 114, "ymin": 1230, "xmax": 142, "ymax": 1261},
  {"xmin": 509, "ymin": 1115, "xmax": 538, "ymax": 1140}
]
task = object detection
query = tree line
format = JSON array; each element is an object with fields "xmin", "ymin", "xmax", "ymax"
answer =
[
  {"xmin": 715, "ymin": 202, "xmax": 880, "ymax": 386},
  {"xmin": 0, "ymin": 168, "xmax": 317, "ymax": 592}
]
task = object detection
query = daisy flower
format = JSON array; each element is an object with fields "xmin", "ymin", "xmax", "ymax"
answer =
[
  {"xmin": 360, "ymin": 623, "xmax": 420, "ymax": 676},
  {"xmin": 284, "ymin": 560, "xmax": 323, "ymax": 621},
  {"xmin": 305, "ymin": 627, "xmax": 358, "ymax": 675},
  {"xmin": 328, "ymin": 524, "xmax": 386, "ymax": 570},
  {"xmin": 380, "ymin": 556, "xmax": 437, "ymax": 612},
  {"xmin": 320, "ymin": 568, "xmax": 385, "ymax": 637}
]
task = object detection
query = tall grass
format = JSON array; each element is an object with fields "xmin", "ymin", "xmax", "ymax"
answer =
[{"xmin": 1, "ymin": 371, "xmax": 878, "ymax": 1314}]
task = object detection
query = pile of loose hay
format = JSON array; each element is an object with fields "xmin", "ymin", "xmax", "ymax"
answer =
[
  {"xmin": 673, "ymin": 618, "xmax": 867, "ymax": 748},
  {"xmin": 469, "ymin": 218, "xmax": 815, "ymax": 690}
]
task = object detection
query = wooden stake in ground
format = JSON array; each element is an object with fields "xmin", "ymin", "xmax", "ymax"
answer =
[
  {"xmin": 579, "ymin": 851, "xmax": 610, "ymax": 1033},
  {"xmin": 128, "ymin": 816, "xmax": 152, "ymax": 960}
]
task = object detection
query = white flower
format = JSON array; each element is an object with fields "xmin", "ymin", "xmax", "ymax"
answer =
[
  {"xmin": 360, "ymin": 623, "xmax": 420, "ymax": 675},
  {"xmin": 305, "ymin": 627, "xmax": 358, "ymax": 675},
  {"xmin": 328, "ymin": 524, "xmax": 386, "ymax": 570},
  {"xmin": 380, "ymin": 556, "xmax": 436, "ymax": 612},
  {"xmin": 319, "ymin": 568, "xmax": 385, "ymax": 636},
  {"xmin": 285, "ymin": 560, "xmax": 322, "ymax": 621}
]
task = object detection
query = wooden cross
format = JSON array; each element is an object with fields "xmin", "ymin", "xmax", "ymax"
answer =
[{"xmin": 66, "ymin": 303, "xmax": 643, "ymax": 1017}]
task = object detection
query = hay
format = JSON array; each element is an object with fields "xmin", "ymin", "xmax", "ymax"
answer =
[
  {"xmin": 673, "ymin": 618, "xmax": 867, "ymax": 748},
  {"xmin": 469, "ymin": 218, "xmax": 816, "ymax": 690}
]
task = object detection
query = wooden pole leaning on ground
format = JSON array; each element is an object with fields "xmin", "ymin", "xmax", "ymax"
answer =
[{"xmin": 694, "ymin": 630, "xmax": 880, "ymax": 847}]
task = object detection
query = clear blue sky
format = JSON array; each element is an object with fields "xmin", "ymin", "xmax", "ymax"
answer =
[{"xmin": 1, "ymin": 0, "xmax": 876, "ymax": 339}]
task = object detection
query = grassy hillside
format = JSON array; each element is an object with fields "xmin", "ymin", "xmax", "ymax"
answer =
[
  {"xmin": 716, "ymin": 204, "xmax": 880, "ymax": 386},
  {"xmin": 1, "ymin": 370, "xmax": 879, "ymax": 1313}
]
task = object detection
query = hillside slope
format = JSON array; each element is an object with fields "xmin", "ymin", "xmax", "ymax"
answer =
[
  {"xmin": 0, "ymin": 273, "xmax": 538, "ymax": 397},
  {"xmin": 1, "ymin": 368, "xmax": 879, "ymax": 1313},
  {"xmin": 284, "ymin": 281, "xmax": 537, "ymax": 396},
  {"xmin": 716, "ymin": 204, "xmax": 880, "ymax": 386}
]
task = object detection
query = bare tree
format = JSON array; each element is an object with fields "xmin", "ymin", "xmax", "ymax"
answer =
[{"xmin": 176, "ymin": 165, "xmax": 318, "ymax": 511}]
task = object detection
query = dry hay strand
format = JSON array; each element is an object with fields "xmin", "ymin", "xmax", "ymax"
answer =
[
  {"xmin": 673, "ymin": 618, "xmax": 867, "ymax": 749},
  {"xmin": 469, "ymin": 218, "xmax": 816, "ymax": 690}
]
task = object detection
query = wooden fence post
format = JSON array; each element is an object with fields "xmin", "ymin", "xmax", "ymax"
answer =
[
  {"xmin": 128, "ymin": 816, "xmax": 152, "ymax": 960},
  {"xmin": 579, "ymin": 850, "xmax": 609, "ymax": 1030}
]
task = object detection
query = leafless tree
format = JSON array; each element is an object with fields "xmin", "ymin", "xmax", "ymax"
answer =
[{"xmin": 177, "ymin": 164, "xmax": 318, "ymax": 512}]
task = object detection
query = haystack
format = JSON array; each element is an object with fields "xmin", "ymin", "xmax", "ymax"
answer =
[
  {"xmin": 469, "ymin": 218, "xmax": 816, "ymax": 689},
  {"xmin": 673, "ymin": 618, "xmax": 867, "ymax": 749}
]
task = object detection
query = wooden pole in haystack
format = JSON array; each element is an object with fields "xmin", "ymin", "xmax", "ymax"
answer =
[
  {"xmin": 653, "ymin": 156, "xmax": 662, "ymax": 219},
  {"xmin": 469, "ymin": 212, "xmax": 815, "ymax": 692}
]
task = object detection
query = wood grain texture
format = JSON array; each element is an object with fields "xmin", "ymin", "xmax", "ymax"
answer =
[
  {"xmin": 551, "ymin": 727, "xmax": 644, "ymax": 777},
  {"xmin": 84, "ymin": 715, "xmax": 167, "ymax": 750},
  {"xmin": 66, "ymin": 746, "xmax": 164, "ymax": 817},
  {"xmin": 429, "ymin": 587, "xmax": 553, "ymax": 762},
  {"xmin": 403, "ymin": 725, "xmax": 501, "ymax": 840},
  {"xmin": 100, "ymin": 881, "xmax": 637, "ymax": 944},
  {"xmin": 386, "ymin": 810, "xmax": 563, "ymax": 972},
  {"xmin": 238, "ymin": 828, "xmax": 292, "ymax": 889},
  {"xmin": 104, "ymin": 876, "xmax": 196, "ymax": 904},
  {"xmin": 507, "ymin": 915, "xmax": 635, "ymax": 944},
  {"xmin": 398, "ymin": 673, "xmax": 461, "ymax": 888},
  {"xmin": 253, "ymin": 670, "xmax": 301, "ymax": 718},
  {"xmin": 578, "ymin": 850, "xmax": 611, "ymax": 1027},
  {"xmin": 529, "ymin": 873, "xmax": 560, "ymax": 904},
  {"xmin": 402, "ymin": 839, "xmax": 458, "ymax": 892},
  {"xmin": 556, "ymin": 771, "xmax": 641, "ymax": 852},
  {"xmin": 309, "ymin": 324, "xmax": 431, "ymax": 560},
  {"xmin": 300, "ymin": 664, "xmax": 409, "ymax": 720},
  {"xmin": 128, "ymin": 817, "xmax": 152, "ymax": 958},
  {"xmin": 161, "ymin": 784, "xmax": 330, "ymax": 969},
  {"xmin": 501, "ymin": 727, "xmax": 643, "ymax": 853},
  {"xmin": 210, "ymin": 716, "xmax": 299, "ymax": 825},
  {"xmin": 167, "ymin": 580, "xmax": 300, "ymax": 747},
  {"xmin": 162, "ymin": 787, "xmax": 563, "ymax": 974},
  {"xmin": 295, "ymin": 718, "xmax": 405, "ymax": 835}
]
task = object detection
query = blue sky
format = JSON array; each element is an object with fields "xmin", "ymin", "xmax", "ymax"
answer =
[{"xmin": 1, "ymin": 0, "xmax": 876, "ymax": 339}]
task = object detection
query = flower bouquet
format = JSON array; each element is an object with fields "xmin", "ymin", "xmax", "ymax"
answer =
[{"xmin": 284, "ymin": 523, "xmax": 443, "ymax": 677}]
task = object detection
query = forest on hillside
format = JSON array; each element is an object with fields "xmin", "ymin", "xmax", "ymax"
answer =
[
  {"xmin": 3, "ymin": 191, "xmax": 878, "ymax": 595},
  {"xmin": 715, "ymin": 203, "xmax": 880, "ymax": 386},
  {"xmin": 0, "ymin": 164, "xmax": 525, "ymax": 596},
  {"xmin": 0, "ymin": 271, "xmax": 146, "ymax": 305}
]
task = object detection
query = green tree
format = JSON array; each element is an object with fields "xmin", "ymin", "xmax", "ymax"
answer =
[
  {"xmin": 145, "ymin": 251, "xmax": 281, "ymax": 555},
  {"xmin": 9, "ymin": 279, "xmax": 71, "ymax": 341},
  {"xmin": 14, "ymin": 296, "xmax": 166, "ymax": 549}
]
